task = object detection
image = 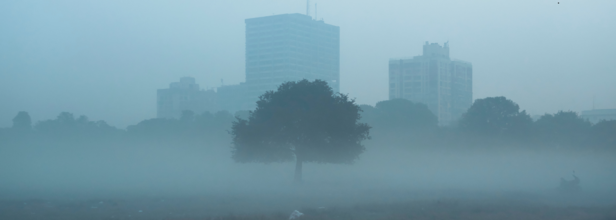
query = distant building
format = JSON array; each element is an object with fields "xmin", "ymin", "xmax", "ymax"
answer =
[
  {"xmin": 157, "ymin": 77, "xmax": 217, "ymax": 118},
  {"xmin": 581, "ymin": 109, "xmax": 616, "ymax": 124},
  {"xmin": 161, "ymin": 14, "xmax": 341, "ymax": 115},
  {"xmin": 389, "ymin": 42, "xmax": 473, "ymax": 126},
  {"xmin": 216, "ymin": 13, "xmax": 340, "ymax": 113},
  {"xmin": 217, "ymin": 83, "xmax": 250, "ymax": 113}
]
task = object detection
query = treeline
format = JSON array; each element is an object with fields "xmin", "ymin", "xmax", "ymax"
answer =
[
  {"xmin": 1, "ymin": 96, "xmax": 614, "ymax": 149},
  {"xmin": 360, "ymin": 97, "xmax": 615, "ymax": 149},
  {"xmin": 0, "ymin": 110, "xmax": 240, "ymax": 147}
]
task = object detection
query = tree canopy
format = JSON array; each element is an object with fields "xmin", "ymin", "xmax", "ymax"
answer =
[
  {"xmin": 34, "ymin": 112, "xmax": 120, "ymax": 140},
  {"xmin": 231, "ymin": 79, "xmax": 371, "ymax": 182},
  {"xmin": 588, "ymin": 120, "xmax": 616, "ymax": 148},
  {"xmin": 534, "ymin": 111, "xmax": 592, "ymax": 147},
  {"xmin": 458, "ymin": 96, "xmax": 533, "ymax": 139},
  {"xmin": 12, "ymin": 111, "xmax": 32, "ymax": 131},
  {"xmin": 127, "ymin": 110, "xmax": 234, "ymax": 141},
  {"xmin": 363, "ymin": 99, "xmax": 437, "ymax": 131}
]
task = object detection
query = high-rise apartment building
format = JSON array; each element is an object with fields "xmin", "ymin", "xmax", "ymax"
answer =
[
  {"xmin": 389, "ymin": 42, "xmax": 472, "ymax": 126},
  {"xmin": 226, "ymin": 13, "xmax": 339, "ymax": 111},
  {"xmin": 157, "ymin": 77, "xmax": 218, "ymax": 118}
]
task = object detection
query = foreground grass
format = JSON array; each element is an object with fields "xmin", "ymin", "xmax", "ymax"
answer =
[{"xmin": 1, "ymin": 197, "xmax": 615, "ymax": 220}]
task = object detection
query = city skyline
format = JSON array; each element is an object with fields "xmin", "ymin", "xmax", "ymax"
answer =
[{"xmin": 1, "ymin": 1, "xmax": 615, "ymax": 128}]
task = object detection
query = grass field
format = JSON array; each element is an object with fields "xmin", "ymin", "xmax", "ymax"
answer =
[{"xmin": 2, "ymin": 190, "xmax": 615, "ymax": 220}]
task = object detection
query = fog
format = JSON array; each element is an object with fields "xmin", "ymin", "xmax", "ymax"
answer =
[
  {"xmin": 2, "ymin": 137, "xmax": 616, "ymax": 211},
  {"xmin": 1, "ymin": 109, "xmax": 615, "ymax": 217},
  {"xmin": 1, "ymin": 0, "xmax": 616, "ymax": 219}
]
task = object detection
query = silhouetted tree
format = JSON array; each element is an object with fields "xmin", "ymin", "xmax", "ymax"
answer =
[
  {"xmin": 35, "ymin": 112, "xmax": 119, "ymax": 140},
  {"xmin": 231, "ymin": 79, "xmax": 370, "ymax": 183},
  {"xmin": 534, "ymin": 111, "xmax": 592, "ymax": 148},
  {"xmin": 458, "ymin": 97, "xmax": 532, "ymax": 140},
  {"xmin": 358, "ymin": 104, "xmax": 376, "ymax": 123},
  {"xmin": 180, "ymin": 110, "xmax": 196, "ymax": 123},
  {"xmin": 234, "ymin": 110, "xmax": 251, "ymax": 121},
  {"xmin": 12, "ymin": 111, "xmax": 32, "ymax": 132},
  {"xmin": 370, "ymin": 99, "xmax": 437, "ymax": 130},
  {"xmin": 127, "ymin": 118, "xmax": 179, "ymax": 138},
  {"xmin": 358, "ymin": 100, "xmax": 437, "ymax": 147},
  {"xmin": 127, "ymin": 110, "xmax": 234, "ymax": 141},
  {"xmin": 588, "ymin": 120, "xmax": 616, "ymax": 148}
]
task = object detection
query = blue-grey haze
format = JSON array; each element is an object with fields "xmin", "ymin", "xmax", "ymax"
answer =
[{"xmin": 1, "ymin": 0, "xmax": 615, "ymax": 128}]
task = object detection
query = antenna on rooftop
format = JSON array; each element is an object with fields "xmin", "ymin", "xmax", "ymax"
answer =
[{"xmin": 306, "ymin": 0, "xmax": 310, "ymax": 16}]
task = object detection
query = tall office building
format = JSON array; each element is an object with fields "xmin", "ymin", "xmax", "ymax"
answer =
[
  {"xmin": 157, "ymin": 14, "xmax": 340, "ymax": 116},
  {"xmin": 389, "ymin": 42, "xmax": 472, "ymax": 126},
  {"xmin": 239, "ymin": 13, "xmax": 340, "ymax": 110}
]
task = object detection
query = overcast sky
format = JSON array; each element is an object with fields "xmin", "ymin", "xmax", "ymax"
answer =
[{"xmin": 1, "ymin": 0, "xmax": 615, "ymax": 128}]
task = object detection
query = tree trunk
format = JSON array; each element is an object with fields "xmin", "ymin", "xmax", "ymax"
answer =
[{"xmin": 294, "ymin": 158, "xmax": 303, "ymax": 183}]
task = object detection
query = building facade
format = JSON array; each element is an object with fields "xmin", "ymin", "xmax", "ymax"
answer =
[
  {"xmin": 238, "ymin": 13, "xmax": 340, "ymax": 111},
  {"xmin": 389, "ymin": 42, "xmax": 472, "ymax": 126},
  {"xmin": 217, "ymin": 83, "xmax": 250, "ymax": 114},
  {"xmin": 157, "ymin": 77, "xmax": 218, "ymax": 118},
  {"xmin": 159, "ymin": 14, "xmax": 340, "ymax": 115},
  {"xmin": 581, "ymin": 109, "xmax": 616, "ymax": 124}
]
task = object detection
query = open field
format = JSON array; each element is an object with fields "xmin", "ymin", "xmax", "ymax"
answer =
[
  {"xmin": 2, "ymin": 139, "xmax": 615, "ymax": 220},
  {"xmin": 2, "ymin": 190, "xmax": 615, "ymax": 220}
]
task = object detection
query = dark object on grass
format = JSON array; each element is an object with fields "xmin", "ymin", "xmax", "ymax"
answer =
[{"xmin": 559, "ymin": 172, "xmax": 581, "ymax": 193}]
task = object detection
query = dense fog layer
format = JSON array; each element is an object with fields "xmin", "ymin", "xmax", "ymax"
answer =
[
  {"xmin": 2, "ymin": 97, "xmax": 615, "ymax": 211},
  {"xmin": 1, "ymin": 132, "xmax": 615, "ymax": 207}
]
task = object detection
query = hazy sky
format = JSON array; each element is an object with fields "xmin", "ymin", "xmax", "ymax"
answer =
[{"xmin": 1, "ymin": 0, "xmax": 615, "ymax": 128}]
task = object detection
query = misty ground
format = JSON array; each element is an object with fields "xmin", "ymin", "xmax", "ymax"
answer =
[
  {"xmin": 1, "ymin": 190, "xmax": 616, "ymax": 220},
  {"xmin": 1, "ymin": 139, "xmax": 615, "ymax": 219}
]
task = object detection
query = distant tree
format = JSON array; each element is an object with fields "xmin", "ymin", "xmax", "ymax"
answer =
[
  {"xmin": 35, "ymin": 112, "xmax": 119, "ymax": 139},
  {"xmin": 212, "ymin": 111, "xmax": 234, "ymax": 130},
  {"xmin": 127, "ymin": 110, "xmax": 234, "ymax": 141},
  {"xmin": 370, "ymin": 99, "xmax": 437, "ymax": 131},
  {"xmin": 358, "ymin": 104, "xmax": 376, "ymax": 122},
  {"xmin": 458, "ymin": 97, "xmax": 532, "ymax": 139},
  {"xmin": 534, "ymin": 111, "xmax": 592, "ymax": 147},
  {"xmin": 231, "ymin": 79, "xmax": 370, "ymax": 183},
  {"xmin": 234, "ymin": 110, "xmax": 251, "ymax": 121},
  {"xmin": 12, "ymin": 111, "xmax": 32, "ymax": 131},
  {"xmin": 127, "ymin": 117, "xmax": 179, "ymax": 138},
  {"xmin": 180, "ymin": 110, "xmax": 196, "ymax": 123},
  {"xmin": 35, "ymin": 112, "xmax": 77, "ymax": 135},
  {"xmin": 588, "ymin": 120, "xmax": 616, "ymax": 148}
]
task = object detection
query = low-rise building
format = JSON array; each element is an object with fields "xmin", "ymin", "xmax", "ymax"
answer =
[
  {"xmin": 217, "ymin": 83, "xmax": 252, "ymax": 114},
  {"xmin": 581, "ymin": 109, "xmax": 616, "ymax": 124},
  {"xmin": 157, "ymin": 77, "xmax": 218, "ymax": 118}
]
